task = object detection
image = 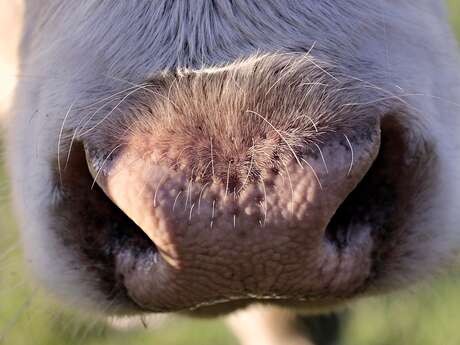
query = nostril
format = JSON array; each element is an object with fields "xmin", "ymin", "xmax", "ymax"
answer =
[
  {"xmin": 53, "ymin": 141, "xmax": 159, "ymax": 303},
  {"xmin": 324, "ymin": 115, "xmax": 414, "ymax": 250}
]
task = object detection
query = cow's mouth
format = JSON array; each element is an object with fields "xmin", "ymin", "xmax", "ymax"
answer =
[{"xmin": 52, "ymin": 110, "xmax": 431, "ymax": 315}]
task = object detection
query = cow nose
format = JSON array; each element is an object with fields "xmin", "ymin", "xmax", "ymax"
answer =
[
  {"xmin": 84, "ymin": 118, "xmax": 380, "ymax": 310},
  {"xmin": 80, "ymin": 54, "xmax": 389, "ymax": 311}
]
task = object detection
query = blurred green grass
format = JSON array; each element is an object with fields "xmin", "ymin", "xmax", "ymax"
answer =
[
  {"xmin": 449, "ymin": 0, "xmax": 460, "ymax": 36},
  {"xmin": 1, "ymin": 2, "xmax": 460, "ymax": 345}
]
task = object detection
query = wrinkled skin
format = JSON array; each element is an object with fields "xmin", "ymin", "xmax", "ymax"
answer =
[{"xmin": 6, "ymin": 1, "xmax": 460, "ymax": 344}]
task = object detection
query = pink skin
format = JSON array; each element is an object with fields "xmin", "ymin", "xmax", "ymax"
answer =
[{"xmin": 87, "ymin": 123, "xmax": 380, "ymax": 311}]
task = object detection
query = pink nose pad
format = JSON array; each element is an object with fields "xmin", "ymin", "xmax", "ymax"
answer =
[{"xmin": 85, "ymin": 124, "xmax": 380, "ymax": 311}]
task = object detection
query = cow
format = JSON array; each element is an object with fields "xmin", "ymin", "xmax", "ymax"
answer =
[{"xmin": 5, "ymin": 1, "xmax": 460, "ymax": 344}]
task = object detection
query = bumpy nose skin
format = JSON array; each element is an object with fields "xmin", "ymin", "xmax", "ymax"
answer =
[{"xmin": 85, "ymin": 125, "xmax": 380, "ymax": 311}]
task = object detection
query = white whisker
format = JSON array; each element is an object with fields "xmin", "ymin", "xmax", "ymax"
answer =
[
  {"xmin": 225, "ymin": 161, "xmax": 231, "ymax": 198},
  {"xmin": 282, "ymin": 161, "xmax": 295, "ymax": 217},
  {"xmin": 301, "ymin": 158, "xmax": 323, "ymax": 190},
  {"xmin": 314, "ymin": 143, "xmax": 329, "ymax": 174},
  {"xmin": 210, "ymin": 199, "xmax": 216, "ymax": 229},
  {"xmin": 78, "ymin": 85, "xmax": 146, "ymax": 137},
  {"xmin": 246, "ymin": 110, "xmax": 302, "ymax": 167},
  {"xmin": 344, "ymin": 134, "xmax": 354, "ymax": 176},
  {"xmin": 189, "ymin": 203, "xmax": 195, "ymax": 222},
  {"xmin": 57, "ymin": 102, "xmax": 75, "ymax": 185},
  {"xmin": 261, "ymin": 179, "xmax": 268, "ymax": 227},
  {"xmin": 239, "ymin": 140, "xmax": 255, "ymax": 193},
  {"xmin": 153, "ymin": 173, "xmax": 168, "ymax": 208},
  {"xmin": 198, "ymin": 182, "xmax": 210, "ymax": 214},
  {"xmin": 172, "ymin": 190, "xmax": 182, "ymax": 212},
  {"xmin": 210, "ymin": 137, "xmax": 215, "ymax": 179},
  {"xmin": 90, "ymin": 144, "xmax": 122, "ymax": 190}
]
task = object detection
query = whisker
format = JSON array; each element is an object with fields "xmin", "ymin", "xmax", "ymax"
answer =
[
  {"xmin": 153, "ymin": 173, "xmax": 168, "ymax": 208},
  {"xmin": 260, "ymin": 179, "xmax": 268, "ymax": 227},
  {"xmin": 314, "ymin": 143, "xmax": 329, "ymax": 174},
  {"xmin": 210, "ymin": 199, "xmax": 216, "ymax": 229},
  {"xmin": 198, "ymin": 182, "xmax": 210, "ymax": 214},
  {"xmin": 210, "ymin": 137, "xmax": 215, "ymax": 179},
  {"xmin": 57, "ymin": 102, "xmax": 75, "ymax": 185},
  {"xmin": 184, "ymin": 175, "xmax": 193, "ymax": 212},
  {"xmin": 172, "ymin": 190, "xmax": 182, "ymax": 213},
  {"xmin": 64, "ymin": 128, "xmax": 79, "ymax": 169},
  {"xmin": 200, "ymin": 159, "xmax": 213, "ymax": 180},
  {"xmin": 340, "ymin": 93, "xmax": 425, "ymax": 107},
  {"xmin": 90, "ymin": 144, "xmax": 123, "ymax": 189},
  {"xmin": 246, "ymin": 110, "xmax": 302, "ymax": 167},
  {"xmin": 264, "ymin": 59, "xmax": 293, "ymax": 97},
  {"xmin": 304, "ymin": 40, "xmax": 317, "ymax": 57},
  {"xmin": 78, "ymin": 84, "xmax": 144, "ymax": 114},
  {"xmin": 78, "ymin": 85, "xmax": 147, "ymax": 137},
  {"xmin": 105, "ymin": 74, "xmax": 181, "ymax": 110},
  {"xmin": 293, "ymin": 113, "xmax": 319, "ymax": 134},
  {"xmin": 73, "ymin": 84, "xmax": 146, "ymax": 136},
  {"xmin": 225, "ymin": 160, "xmax": 231, "ymax": 198},
  {"xmin": 344, "ymin": 134, "xmax": 354, "ymax": 176},
  {"xmin": 239, "ymin": 140, "xmax": 255, "ymax": 193},
  {"xmin": 189, "ymin": 203, "xmax": 195, "ymax": 222},
  {"xmin": 301, "ymin": 158, "xmax": 323, "ymax": 190},
  {"xmin": 301, "ymin": 53, "xmax": 339, "ymax": 82}
]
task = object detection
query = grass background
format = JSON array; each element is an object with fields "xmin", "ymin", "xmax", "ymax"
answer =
[{"xmin": 1, "ymin": 2, "xmax": 460, "ymax": 344}]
